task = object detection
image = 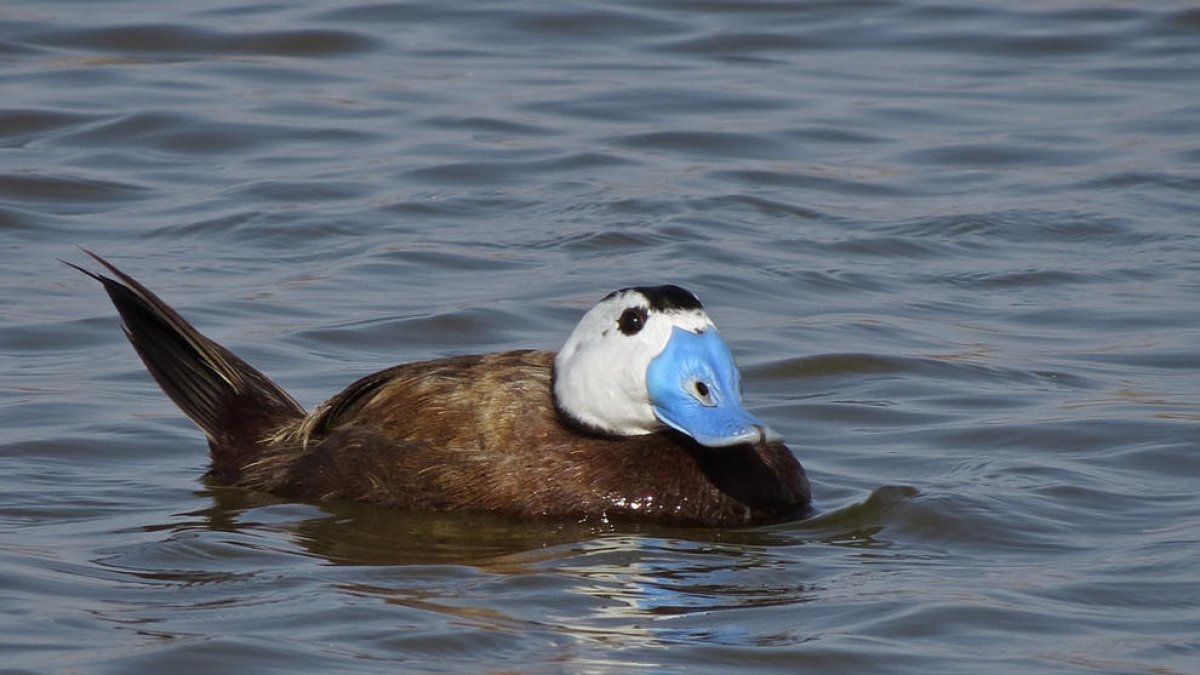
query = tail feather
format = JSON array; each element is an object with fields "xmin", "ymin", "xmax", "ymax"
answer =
[{"xmin": 68, "ymin": 250, "xmax": 305, "ymax": 478}]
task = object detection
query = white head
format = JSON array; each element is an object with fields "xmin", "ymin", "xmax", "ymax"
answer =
[{"xmin": 553, "ymin": 286, "xmax": 779, "ymax": 448}]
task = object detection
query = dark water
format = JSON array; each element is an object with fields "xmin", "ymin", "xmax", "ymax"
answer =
[{"xmin": 3, "ymin": 0, "xmax": 1198, "ymax": 672}]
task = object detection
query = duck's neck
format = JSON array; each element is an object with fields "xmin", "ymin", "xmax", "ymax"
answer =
[{"xmin": 689, "ymin": 441, "xmax": 811, "ymax": 515}]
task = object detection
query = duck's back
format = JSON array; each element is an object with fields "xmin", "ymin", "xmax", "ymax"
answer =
[{"xmin": 241, "ymin": 350, "xmax": 809, "ymax": 525}]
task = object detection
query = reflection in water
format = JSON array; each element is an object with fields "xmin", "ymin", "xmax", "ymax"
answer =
[
  {"xmin": 552, "ymin": 537, "xmax": 812, "ymax": 650},
  {"xmin": 86, "ymin": 483, "xmax": 919, "ymax": 666},
  {"xmin": 177, "ymin": 481, "xmax": 921, "ymax": 568}
]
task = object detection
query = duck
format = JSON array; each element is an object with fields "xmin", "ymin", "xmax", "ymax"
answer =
[{"xmin": 70, "ymin": 251, "xmax": 811, "ymax": 526}]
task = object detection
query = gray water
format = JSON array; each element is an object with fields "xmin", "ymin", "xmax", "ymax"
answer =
[{"xmin": 2, "ymin": 1, "xmax": 1198, "ymax": 672}]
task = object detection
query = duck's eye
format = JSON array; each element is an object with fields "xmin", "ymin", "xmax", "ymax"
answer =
[
  {"xmin": 693, "ymin": 380, "xmax": 714, "ymax": 405},
  {"xmin": 617, "ymin": 307, "xmax": 647, "ymax": 336}
]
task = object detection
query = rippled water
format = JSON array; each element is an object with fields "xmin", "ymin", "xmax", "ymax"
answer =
[{"xmin": 3, "ymin": 1, "xmax": 1199, "ymax": 672}]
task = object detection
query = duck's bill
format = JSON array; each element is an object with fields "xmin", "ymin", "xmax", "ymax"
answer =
[
  {"xmin": 654, "ymin": 397, "xmax": 778, "ymax": 447},
  {"xmin": 647, "ymin": 326, "xmax": 781, "ymax": 448}
]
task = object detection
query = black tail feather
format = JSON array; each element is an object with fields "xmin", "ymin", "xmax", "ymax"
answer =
[{"xmin": 68, "ymin": 250, "xmax": 305, "ymax": 478}]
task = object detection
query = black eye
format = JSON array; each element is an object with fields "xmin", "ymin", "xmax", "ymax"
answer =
[
  {"xmin": 694, "ymin": 381, "xmax": 709, "ymax": 397},
  {"xmin": 617, "ymin": 307, "xmax": 647, "ymax": 335}
]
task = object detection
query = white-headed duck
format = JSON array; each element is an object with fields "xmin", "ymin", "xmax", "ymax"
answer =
[{"xmin": 71, "ymin": 251, "xmax": 811, "ymax": 526}]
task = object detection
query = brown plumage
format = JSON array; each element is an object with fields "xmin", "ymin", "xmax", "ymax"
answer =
[{"xmin": 71, "ymin": 251, "xmax": 811, "ymax": 526}]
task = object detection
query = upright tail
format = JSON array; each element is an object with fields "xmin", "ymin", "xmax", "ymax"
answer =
[{"xmin": 68, "ymin": 250, "xmax": 306, "ymax": 480}]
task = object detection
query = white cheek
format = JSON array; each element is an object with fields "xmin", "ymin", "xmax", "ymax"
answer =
[
  {"xmin": 553, "ymin": 302, "xmax": 717, "ymax": 437},
  {"xmin": 626, "ymin": 322, "xmax": 672, "ymax": 367}
]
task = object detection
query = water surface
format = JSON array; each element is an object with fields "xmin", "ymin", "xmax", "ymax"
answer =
[{"xmin": 2, "ymin": 1, "xmax": 1198, "ymax": 673}]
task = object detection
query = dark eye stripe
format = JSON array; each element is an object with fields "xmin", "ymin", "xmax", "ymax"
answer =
[{"xmin": 617, "ymin": 307, "xmax": 647, "ymax": 335}]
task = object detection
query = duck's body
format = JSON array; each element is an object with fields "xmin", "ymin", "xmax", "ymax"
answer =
[
  {"xmin": 73, "ymin": 252, "xmax": 811, "ymax": 526},
  {"xmin": 248, "ymin": 350, "xmax": 808, "ymax": 524}
]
